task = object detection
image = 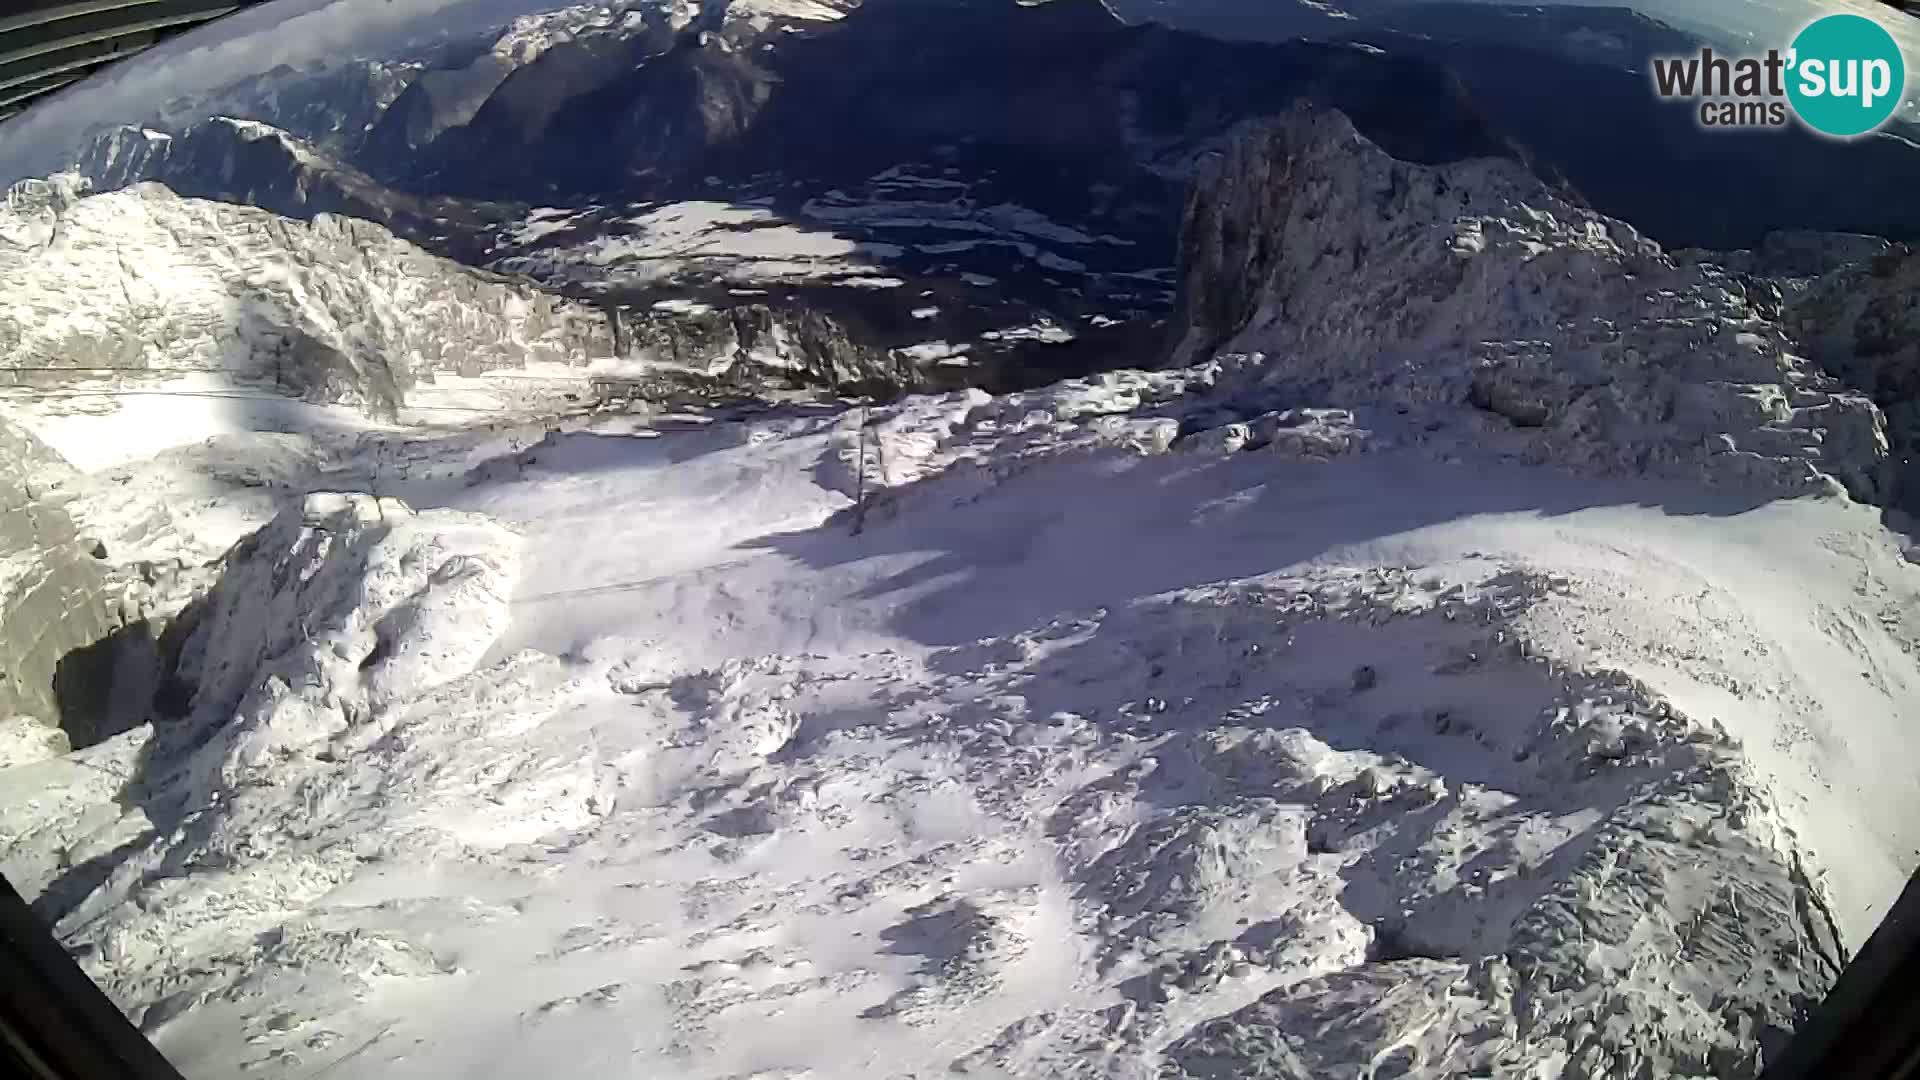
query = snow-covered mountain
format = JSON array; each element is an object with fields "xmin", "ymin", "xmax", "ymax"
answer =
[
  {"xmin": 25, "ymin": 0, "xmax": 1920, "ymax": 257},
  {"xmin": 353, "ymin": 0, "xmax": 713, "ymax": 177},
  {"xmin": 74, "ymin": 119, "xmax": 519, "ymax": 261},
  {"xmin": 0, "ymin": 175, "xmax": 1017, "ymax": 427},
  {"xmin": 54, "ymin": 0, "xmax": 1545, "ymax": 409},
  {"xmin": 490, "ymin": 0, "xmax": 700, "ymax": 62},
  {"xmin": 0, "ymin": 175, "xmax": 609, "ymax": 418},
  {"xmin": 1170, "ymin": 107, "xmax": 1892, "ymax": 504},
  {"xmin": 147, "ymin": 58, "xmax": 427, "ymax": 160},
  {"xmin": 0, "ymin": 418, "xmax": 134, "ymax": 753},
  {"xmin": 4, "ymin": 0, "xmax": 1920, "ymax": 1070}
]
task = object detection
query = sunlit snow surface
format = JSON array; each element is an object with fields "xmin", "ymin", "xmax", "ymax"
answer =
[{"xmin": 2, "ymin": 369, "xmax": 1914, "ymax": 1078}]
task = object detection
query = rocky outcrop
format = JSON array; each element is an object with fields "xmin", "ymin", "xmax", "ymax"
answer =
[
  {"xmin": 0, "ymin": 419, "xmax": 148, "ymax": 749},
  {"xmin": 174, "ymin": 493, "xmax": 522, "ymax": 766},
  {"xmin": 31, "ymin": 494, "xmax": 539, "ymax": 1017},
  {"xmin": 0, "ymin": 176, "xmax": 612, "ymax": 417},
  {"xmin": 615, "ymin": 302, "xmax": 918, "ymax": 393},
  {"xmin": 1787, "ymin": 246, "xmax": 1920, "ymax": 509},
  {"xmin": 1169, "ymin": 106, "xmax": 1891, "ymax": 502}
]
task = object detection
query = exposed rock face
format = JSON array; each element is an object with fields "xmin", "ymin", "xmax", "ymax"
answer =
[
  {"xmin": 0, "ymin": 419, "xmax": 145, "ymax": 748},
  {"xmin": 1169, "ymin": 106, "xmax": 1891, "ymax": 501},
  {"xmin": 616, "ymin": 302, "xmax": 918, "ymax": 392},
  {"xmin": 0, "ymin": 176, "xmax": 612, "ymax": 416},
  {"xmin": 1787, "ymin": 245, "xmax": 1920, "ymax": 509},
  {"xmin": 0, "ymin": 174, "xmax": 967, "ymax": 420}
]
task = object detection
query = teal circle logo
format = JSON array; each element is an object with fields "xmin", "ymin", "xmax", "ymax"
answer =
[{"xmin": 1786, "ymin": 13, "xmax": 1907, "ymax": 138}]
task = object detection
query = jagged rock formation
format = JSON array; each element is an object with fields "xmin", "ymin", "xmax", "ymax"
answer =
[
  {"xmin": 0, "ymin": 419, "xmax": 150, "ymax": 749},
  {"xmin": 1787, "ymin": 245, "xmax": 1920, "ymax": 509},
  {"xmin": 1169, "ymin": 106, "xmax": 1892, "ymax": 502},
  {"xmin": 174, "ymin": 492, "xmax": 523, "ymax": 759},
  {"xmin": 0, "ymin": 175, "xmax": 611, "ymax": 416}
]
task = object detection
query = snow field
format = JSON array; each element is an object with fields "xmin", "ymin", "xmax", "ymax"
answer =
[{"xmin": 4, "ymin": 366, "xmax": 1911, "ymax": 1077}]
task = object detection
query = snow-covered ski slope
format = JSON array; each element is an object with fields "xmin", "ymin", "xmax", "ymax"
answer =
[{"xmin": 4, "ymin": 364, "xmax": 1916, "ymax": 1079}]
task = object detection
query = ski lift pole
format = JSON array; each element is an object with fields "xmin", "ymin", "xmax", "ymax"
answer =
[{"xmin": 852, "ymin": 403, "xmax": 869, "ymax": 536}]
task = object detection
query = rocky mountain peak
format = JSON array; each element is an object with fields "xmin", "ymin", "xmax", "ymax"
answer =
[{"xmin": 1172, "ymin": 105, "xmax": 1891, "ymax": 502}]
